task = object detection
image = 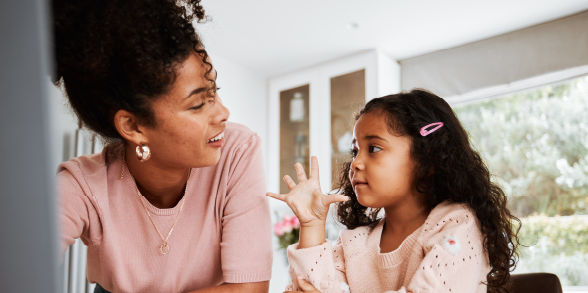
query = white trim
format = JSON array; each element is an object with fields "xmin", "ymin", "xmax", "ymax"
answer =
[{"xmin": 446, "ymin": 64, "xmax": 588, "ymax": 106}]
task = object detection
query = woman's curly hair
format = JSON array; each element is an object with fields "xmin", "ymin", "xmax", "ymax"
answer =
[
  {"xmin": 51, "ymin": 0, "xmax": 214, "ymax": 139},
  {"xmin": 336, "ymin": 89, "xmax": 520, "ymax": 292}
]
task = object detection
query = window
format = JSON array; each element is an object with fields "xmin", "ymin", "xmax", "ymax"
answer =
[{"xmin": 454, "ymin": 75, "xmax": 588, "ymax": 288}]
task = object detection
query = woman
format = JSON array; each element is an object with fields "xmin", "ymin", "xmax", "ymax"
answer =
[{"xmin": 52, "ymin": 0, "xmax": 272, "ymax": 292}]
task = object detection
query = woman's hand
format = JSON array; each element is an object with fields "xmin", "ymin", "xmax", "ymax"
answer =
[
  {"xmin": 267, "ymin": 156, "xmax": 348, "ymax": 228},
  {"xmin": 284, "ymin": 276, "xmax": 321, "ymax": 293}
]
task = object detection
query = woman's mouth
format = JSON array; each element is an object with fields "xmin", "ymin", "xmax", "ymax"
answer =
[{"xmin": 207, "ymin": 132, "xmax": 224, "ymax": 147}]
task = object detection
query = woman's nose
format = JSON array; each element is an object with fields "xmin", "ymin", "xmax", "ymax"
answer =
[{"xmin": 213, "ymin": 97, "xmax": 230, "ymax": 124}]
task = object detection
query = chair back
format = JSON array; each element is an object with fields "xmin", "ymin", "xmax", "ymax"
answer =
[{"xmin": 507, "ymin": 273, "xmax": 563, "ymax": 293}]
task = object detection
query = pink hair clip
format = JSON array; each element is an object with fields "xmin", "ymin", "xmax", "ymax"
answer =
[{"xmin": 420, "ymin": 122, "xmax": 444, "ymax": 136}]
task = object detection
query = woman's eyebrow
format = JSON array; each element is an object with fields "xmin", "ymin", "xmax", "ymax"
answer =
[{"xmin": 184, "ymin": 87, "xmax": 208, "ymax": 100}]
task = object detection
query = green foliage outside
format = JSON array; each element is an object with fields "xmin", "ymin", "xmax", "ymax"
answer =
[
  {"xmin": 454, "ymin": 75, "xmax": 588, "ymax": 286},
  {"xmin": 517, "ymin": 215, "xmax": 588, "ymax": 285}
]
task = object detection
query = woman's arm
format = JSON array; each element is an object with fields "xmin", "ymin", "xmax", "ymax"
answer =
[
  {"xmin": 186, "ymin": 281, "xmax": 269, "ymax": 293},
  {"xmin": 57, "ymin": 168, "xmax": 101, "ymax": 252},
  {"xmin": 217, "ymin": 133, "xmax": 273, "ymax": 284}
]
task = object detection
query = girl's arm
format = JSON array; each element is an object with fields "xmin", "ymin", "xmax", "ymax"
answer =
[
  {"xmin": 286, "ymin": 236, "xmax": 349, "ymax": 293},
  {"xmin": 267, "ymin": 156, "xmax": 348, "ymax": 248},
  {"xmin": 267, "ymin": 156, "xmax": 350, "ymax": 292}
]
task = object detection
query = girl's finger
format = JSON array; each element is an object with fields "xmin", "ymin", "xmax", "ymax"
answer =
[
  {"xmin": 284, "ymin": 175, "xmax": 297, "ymax": 189},
  {"xmin": 296, "ymin": 276, "xmax": 318, "ymax": 291},
  {"xmin": 324, "ymin": 194, "xmax": 350, "ymax": 205},
  {"xmin": 266, "ymin": 192, "xmax": 287, "ymax": 202},
  {"xmin": 294, "ymin": 163, "xmax": 308, "ymax": 181},
  {"xmin": 309, "ymin": 156, "xmax": 320, "ymax": 181}
]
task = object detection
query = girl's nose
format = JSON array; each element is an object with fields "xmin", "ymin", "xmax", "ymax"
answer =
[{"xmin": 350, "ymin": 155, "xmax": 364, "ymax": 171}]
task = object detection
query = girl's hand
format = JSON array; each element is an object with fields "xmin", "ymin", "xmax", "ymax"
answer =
[
  {"xmin": 267, "ymin": 156, "xmax": 348, "ymax": 228},
  {"xmin": 284, "ymin": 276, "xmax": 321, "ymax": 293}
]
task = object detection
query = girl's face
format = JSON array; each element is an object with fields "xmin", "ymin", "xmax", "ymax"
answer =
[
  {"xmin": 141, "ymin": 53, "xmax": 230, "ymax": 169},
  {"xmin": 349, "ymin": 111, "xmax": 418, "ymax": 208}
]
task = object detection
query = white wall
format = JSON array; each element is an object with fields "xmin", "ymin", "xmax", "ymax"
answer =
[{"xmin": 210, "ymin": 54, "xmax": 267, "ymax": 145}]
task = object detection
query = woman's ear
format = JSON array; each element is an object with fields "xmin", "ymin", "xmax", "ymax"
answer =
[{"xmin": 113, "ymin": 109, "xmax": 149, "ymax": 145}]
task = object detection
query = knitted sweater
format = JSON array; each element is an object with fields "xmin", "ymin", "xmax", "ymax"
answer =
[{"xmin": 287, "ymin": 202, "xmax": 490, "ymax": 293}]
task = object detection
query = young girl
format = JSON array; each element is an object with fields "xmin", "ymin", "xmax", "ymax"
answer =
[{"xmin": 268, "ymin": 89, "xmax": 520, "ymax": 293}]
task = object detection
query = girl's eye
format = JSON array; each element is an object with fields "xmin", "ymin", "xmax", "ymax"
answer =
[
  {"xmin": 350, "ymin": 148, "xmax": 358, "ymax": 158},
  {"xmin": 368, "ymin": 146, "xmax": 382, "ymax": 153}
]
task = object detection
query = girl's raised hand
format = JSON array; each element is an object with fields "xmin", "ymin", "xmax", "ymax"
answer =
[{"xmin": 267, "ymin": 156, "xmax": 348, "ymax": 228}]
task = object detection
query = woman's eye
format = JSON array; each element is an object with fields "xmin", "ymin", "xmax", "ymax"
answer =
[
  {"xmin": 350, "ymin": 148, "xmax": 358, "ymax": 158},
  {"xmin": 368, "ymin": 146, "xmax": 382, "ymax": 153},
  {"xmin": 189, "ymin": 102, "xmax": 205, "ymax": 110}
]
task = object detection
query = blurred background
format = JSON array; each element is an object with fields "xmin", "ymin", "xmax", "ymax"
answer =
[{"xmin": 2, "ymin": 0, "xmax": 587, "ymax": 292}]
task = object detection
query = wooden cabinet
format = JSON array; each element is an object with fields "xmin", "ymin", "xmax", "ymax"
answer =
[{"xmin": 268, "ymin": 50, "xmax": 400, "ymax": 194}]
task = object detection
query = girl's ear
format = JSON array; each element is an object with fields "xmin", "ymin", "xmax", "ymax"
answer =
[{"xmin": 113, "ymin": 109, "xmax": 149, "ymax": 146}]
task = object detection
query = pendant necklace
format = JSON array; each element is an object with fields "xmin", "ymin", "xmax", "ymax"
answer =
[
  {"xmin": 134, "ymin": 182, "xmax": 188, "ymax": 255},
  {"xmin": 122, "ymin": 151, "xmax": 190, "ymax": 255}
]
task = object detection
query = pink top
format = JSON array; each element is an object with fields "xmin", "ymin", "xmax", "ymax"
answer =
[
  {"xmin": 58, "ymin": 123, "xmax": 272, "ymax": 293},
  {"xmin": 287, "ymin": 202, "xmax": 490, "ymax": 293}
]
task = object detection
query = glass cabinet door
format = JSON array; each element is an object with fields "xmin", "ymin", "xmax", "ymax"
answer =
[
  {"xmin": 279, "ymin": 84, "xmax": 310, "ymax": 194},
  {"xmin": 330, "ymin": 69, "xmax": 365, "ymax": 189}
]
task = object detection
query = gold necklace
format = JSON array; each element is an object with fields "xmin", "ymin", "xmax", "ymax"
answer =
[
  {"xmin": 134, "ymin": 182, "xmax": 187, "ymax": 255},
  {"xmin": 121, "ymin": 148, "xmax": 190, "ymax": 255}
]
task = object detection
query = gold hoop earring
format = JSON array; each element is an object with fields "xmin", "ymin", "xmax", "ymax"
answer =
[{"xmin": 136, "ymin": 144, "xmax": 151, "ymax": 162}]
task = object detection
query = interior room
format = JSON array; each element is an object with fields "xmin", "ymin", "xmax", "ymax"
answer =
[{"xmin": 2, "ymin": 0, "xmax": 587, "ymax": 292}]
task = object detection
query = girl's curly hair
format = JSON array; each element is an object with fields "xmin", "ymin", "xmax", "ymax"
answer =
[
  {"xmin": 336, "ymin": 89, "xmax": 520, "ymax": 292},
  {"xmin": 51, "ymin": 0, "xmax": 214, "ymax": 139}
]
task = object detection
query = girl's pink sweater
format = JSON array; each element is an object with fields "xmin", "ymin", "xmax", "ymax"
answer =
[{"xmin": 287, "ymin": 202, "xmax": 490, "ymax": 293}]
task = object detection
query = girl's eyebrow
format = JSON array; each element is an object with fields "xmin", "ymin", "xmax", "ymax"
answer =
[
  {"xmin": 351, "ymin": 135, "xmax": 388, "ymax": 146},
  {"xmin": 364, "ymin": 135, "xmax": 387, "ymax": 142}
]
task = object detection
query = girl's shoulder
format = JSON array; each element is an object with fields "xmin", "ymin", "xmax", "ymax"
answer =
[
  {"xmin": 418, "ymin": 201, "xmax": 483, "ymax": 251},
  {"xmin": 425, "ymin": 201, "xmax": 476, "ymax": 226}
]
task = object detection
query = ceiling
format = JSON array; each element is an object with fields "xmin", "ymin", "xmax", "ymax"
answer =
[{"xmin": 197, "ymin": 0, "xmax": 588, "ymax": 77}]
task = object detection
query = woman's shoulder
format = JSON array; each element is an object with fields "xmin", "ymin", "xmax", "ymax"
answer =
[
  {"xmin": 217, "ymin": 122, "xmax": 262, "ymax": 164},
  {"xmin": 56, "ymin": 142, "xmax": 120, "ymax": 201},
  {"xmin": 58, "ymin": 148, "xmax": 107, "ymax": 179},
  {"xmin": 223, "ymin": 122, "xmax": 259, "ymax": 147}
]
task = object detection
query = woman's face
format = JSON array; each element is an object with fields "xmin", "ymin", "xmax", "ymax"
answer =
[{"xmin": 141, "ymin": 53, "xmax": 230, "ymax": 169}]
